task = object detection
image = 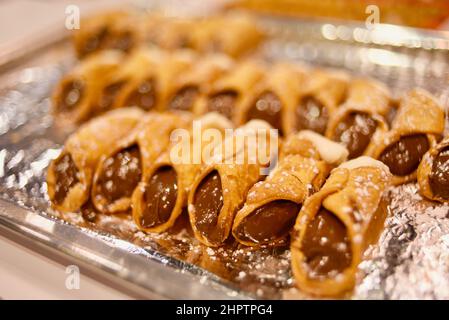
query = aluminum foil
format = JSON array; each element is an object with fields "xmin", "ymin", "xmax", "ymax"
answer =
[{"xmin": 1, "ymin": 15, "xmax": 449, "ymax": 299}]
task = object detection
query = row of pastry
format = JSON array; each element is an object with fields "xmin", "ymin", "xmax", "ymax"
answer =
[
  {"xmin": 53, "ymin": 47, "xmax": 446, "ymax": 190},
  {"xmin": 73, "ymin": 11, "xmax": 264, "ymax": 59},
  {"xmin": 47, "ymin": 108, "xmax": 394, "ymax": 296}
]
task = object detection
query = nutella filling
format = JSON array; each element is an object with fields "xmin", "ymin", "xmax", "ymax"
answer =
[
  {"xmin": 95, "ymin": 145, "xmax": 142, "ymax": 203},
  {"xmin": 235, "ymin": 200, "xmax": 301, "ymax": 244},
  {"xmin": 81, "ymin": 201, "xmax": 98, "ymax": 222},
  {"xmin": 82, "ymin": 27, "xmax": 109, "ymax": 56},
  {"xmin": 140, "ymin": 166, "xmax": 178, "ymax": 228},
  {"xmin": 246, "ymin": 91, "xmax": 283, "ymax": 135},
  {"xmin": 429, "ymin": 147, "xmax": 449, "ymax": 199},
  {"xmin": 207, "ymin": 90, "xmax": 238, "ymax": 120},
  {"xmin": 168, "ymin": 85, "xmax": 199, "ymax": 111},
  {"xmin": 59, "ymin": 80, "xmax": 85, "ymax": 112},
  {"xmin": 333, "ymin": 112, "xmax": 377, "ymax": 159},
  {"xmin": 111, "ymin": 31, "xmax": 134, "ymax": 52},
  {"xmin": 97, "ymin": 80, "xmax": 126, "ymax": 112},
  {"xmin": 301, "ymin": 207, "xmax": 352, "ymax": 278},
  {"xmin": 296, "ymin": 96, "xmax": 328, "ymax": 135},
  {"xmin": 53, "ymin": 153, "xmax": 79, "ymax": 205},
  {"xmin": 125, "ymin": 78, "xmax": 157, "ymax": 110},
  {"xmin": 193, "ymin": 170, "xmax": 224, "ymax": 243},
  {"xmin": 379, "ymin": 134, "xmax": 429, "ymax": 176}
]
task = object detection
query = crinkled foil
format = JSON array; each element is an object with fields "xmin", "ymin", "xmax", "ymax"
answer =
[{"xmin": 1, "ymin": 17, "xmax": 449, "ymax": 299}]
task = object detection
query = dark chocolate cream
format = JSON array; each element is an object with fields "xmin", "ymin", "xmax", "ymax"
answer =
[
  {"xmin": 333, "ymin": 112, "xmax": 377, "ymax": 159},
  {"xmin": 124, "ymin": 78, "xmax": 157, "ymax": 110},
  {"xmin": 379, "ymin": 134, "xmax": 429, "ymax": 176},
  {"xmin": 95, "ymin": 145, "xmax": 142, "ymax": 203},
  {"xmin": 140, "ymin": 166, "xmax": 178, "ymax": 228},
  {"xmin": 296, "ymin": 96, "xmax": 328, "ymax": 135},
  {"xmin": 246, "ymin": 91, "xmax": 283, "ymax": 135},
  {"xmin": 192, "ymin": 170, "xmax": 224, "ymax": 243},
  {"xmin": 234, "ymin": 200, "xmax": 301, "ymax": 244},
  {"xmin": 110, "ymin": 31, "xmax": 134, "ymax": 53},
  {"xmin": 97, "ymin": 80, "xmax": 126, "ymax": 112},
  {"xmin": 428, "ymin": 147, "xmax": 449, "ymax": 200},
  {"xmin": 168, "ymin": 85, "xmax": 199, "ymax": 111},
  {"xmin": 301, "ymin": 207, "xmax": 352, "ymax": 278},
  {"xmin": 81, "ymin": 201, "xmax": 98, "ymax": 222},
  {"xmin": 82, "ymin": 27, "xmax": 109, "ymax": 56},
  {"xmin": 207, "ymin": 90, "xmax": 238, "ymax": 120},
  {"xmin": 59, "ymin": 80, "xmax": 85, "ymax": 112},
  {"xmin": 53, "ymin": 153, "xmax": 79, "ymax": 205}
]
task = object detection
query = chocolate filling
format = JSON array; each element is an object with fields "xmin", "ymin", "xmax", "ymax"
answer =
[
  {"xmin": 81, "ymin": 201, "xmax": 98, "ymax": 222},
  {"xmin": 235, "ymin": 200, "xmax": 301, "ymax": 244},
  {"xmin": 193, "ymin": 170, "xmax": 224, "ymax": 243},
  {"xmin": 140, "ymin": 166, "xmax": 178, "ymax": 228},
  {"xmin": 295, "ymin": 96, "xmax": 328, "ymax": 135},
  {"xmin": 207, "ymin": 90, "xmax": 238, "ymax": 120},
  {"xmin": 95, "ymin": 145, "xmax": 142, "ymax": 203},
  {"xmin": 246, "ymin": 91, "xmax": 283, "ymax": 135},
  {"xmin": 379, "ymin": 134, "xmax": 429, "ymax": 176},
  {"xmin": 97, "ymin": 80, "xmax": 126, "ymax": 112},
  {"xmin": 110, "ymin": 31, "xmax": 134, "ymax": 52},
  {"xmin": 168, "ymin": 85, "xmax": 199, "ymax": 111},
  {"xmin": 59, "ymin": 80, "xmax": 85, "ymax": 112},
  {"xmin": 53, "ymin": 153, "xmax": 79, "ymax": 205},
  {"xmin": 301, "ymin": 207, "xmax": 352, "ymax": 278},
  {"xmin": 333, "ymin": 112, "xmax": 377, "ymax": 159},
  {"xmin": 429, "ymin": 147, "xmax": 449, "ymax": 200},
  {"xmin": 82, "ymin": 27, "xmax": 109, "ymax": 56},
  {"xmin": 125, "ymin": 78, "xmax": 157, "ymax": 110}
]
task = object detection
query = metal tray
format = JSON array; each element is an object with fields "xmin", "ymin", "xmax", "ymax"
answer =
[{"xmin": 1, "ymin": 8, "xmax": 449, "ymax": 300}]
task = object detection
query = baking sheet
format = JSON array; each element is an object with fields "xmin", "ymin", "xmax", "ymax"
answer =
[{"xmin": 1, "ymin": 10, "xmax": 449, "ymax": 299}]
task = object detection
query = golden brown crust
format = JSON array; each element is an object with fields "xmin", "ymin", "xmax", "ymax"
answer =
[
  {"xmin": 418, "ymin": 137, "xmax": 449, "ymax": 203},
  {"xmin": 368, "ymin": 88, "xmax": 445, "ymax": 185},
  {"xmin": 52, "ymin": 50, "xmax": 124, "ymax": 123},
  {"xmin": 188, "ymin": 120, "xmax": 276, "ymax": 247},
  {"xmin": 132, "ymin": 113, "xmax": 234, "ymax": 233},
  {"xmin": 290, "ymin": 157, "xmax": 391, "ymax": 297},
  {"xmin": 47, "ymin": 108, "xmax": 145, "ymax": 212},
  {"xmin": 91, "ymin": 112, "xmax": 192, "ymax": 214}
]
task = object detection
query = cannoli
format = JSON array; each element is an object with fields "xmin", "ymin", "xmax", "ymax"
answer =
[
  {"xmin": 291, "ymin": 156, "xmax": 391, "ymax": 297},
  {"xmin": 167, "ymin": 54, "xmax": 234, "ymax": 113},
  {"xmin": 189, "ymin": 14, "xmax": 264, "ymax": 57},
  {"xmin": 198, "ymin": 60, "xmax": 265, "ymax": 123},
  {"xmin": 52, "ymin": 50, "xmax": 124, "ymax": 122},
  {"xmin": 114, "ymin": 50, "xmax": 195, "ymax": 111},
  {"xmin": 47, "ymin": 107, "xmax": 144, "ymax": 212},
  {"xmin": 132, "ymin": 113, "xmax": 233, "ymax": 233},
  {"xmin": 91, "ymin": 112, "xmax": 192, "ymax": 214},
  {"xmin": 73, "ymin": 11, "xmax": 145, "ymax": 58},
  {"xmin": 292, "ymin": 69, "xmax": 349, "ymax": 135},
  {"xmin": 369, "ymin": 89, "xmax": 445, "ymax": 185},
  {"xmin": 188, "ymin": 120, "xmax": 277, "ymax": 247},
  {"xmin": 236, "ymin": 62, "xmax": 304, "ymax": 136},
  {"xmin": 325, "ymin": 79, "xmax": 391, "ymax": 159},
  {"xmin": 146, "ymin": 17, "xmax": 196, "ymax": 50},
  {"xmin": 418, "ymin": 137, "xmax": 449, "ymax": 203},
  {"xmin": 232, "ymin": 130, "xmax": 348, "ymax": 247}
]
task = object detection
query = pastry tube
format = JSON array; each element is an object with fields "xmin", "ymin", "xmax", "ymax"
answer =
[
  {"xmin": 94, "ymin": 48, "xmax": 162, "ymax": 115},
  {"xmin": 91, "ymin": 112, "xmax": 192, "ymax": 214},
  {"xmin": 291, "ymin": 156, "xmax": 391, "ymax": 297},
  {"xmin": 73, "ymin": 11, "xmax": 145, "ymax": 58},
  {"xmin": 325, "ymin": 78, "xmax": 391, "ymax": 159},
  {"xmin": 190, "ymin": 14, "xmax": 264, "ymax": 57},
  {"xmin": 132, "ymin": 113, "xmax": 233, "ymax": 233},
  {"xmin": 198, "ymin": 60, "xmax": 265, "ymax": 123},
  {"xmin": 147, "ymin": 17, "xmax": 196, "ymax": 50},
  {"xmin": 232, "ymin": 130, "xmax": 349, "ymax": 247},
  {"xmin": 369, "ymin": 89, "xmax": 445, "ymax": 185},
  {"xmin": 290, "ymin": 68, "xmax": 349, "ymax": 135},
  {"xmin": 47, "ymin": 107, "xmax": 144, "ymax": 212},
  {"xmin": 418, "ymin": 137, "xmax": 449, "ymax": 203},
  {"xmin": 236, "ymin": 62, "xmax": 304, "ymax": 136},
  {"xmin": 167, "ymin": 54, "xmax": 234, "ymax": 114},
  {"xmin": 52, "ymin": 50, "xmax": 124, "ymax": 122},
  {"xmin": 114, "ymin": 50, "xmax": 195, "ymax": 111},
  {"xmin": 188, "ymin": 120, "xmax": 277, "ymax": 247}
]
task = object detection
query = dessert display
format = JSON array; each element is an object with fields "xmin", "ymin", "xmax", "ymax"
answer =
[{"xmin": 1, "ymin": 6, "xmax": 448, "ymax": 300}]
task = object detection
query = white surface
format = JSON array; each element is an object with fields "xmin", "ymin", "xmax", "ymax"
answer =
[{"xmin": 0, "ymin": 235, "xmax": 132, "ymax": 300}]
